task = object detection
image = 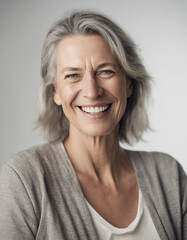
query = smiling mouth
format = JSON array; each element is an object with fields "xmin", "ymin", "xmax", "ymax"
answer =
[{"xmin": 79, "ymin": 104, "xmax": 111, "ymax": 114}]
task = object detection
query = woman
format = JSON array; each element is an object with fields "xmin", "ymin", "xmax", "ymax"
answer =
[{"xmin": 0, "ymin": 11, "xmax": 186, "ymax": 240}]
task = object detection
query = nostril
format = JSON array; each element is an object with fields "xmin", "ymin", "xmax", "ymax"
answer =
[
  {"xmin": 83, "ymin": 81, "xmax": 103, "ymax": 98},
  {"xmin": 98, "ymin": 86, "xmax": 104, "ymax": 96}
]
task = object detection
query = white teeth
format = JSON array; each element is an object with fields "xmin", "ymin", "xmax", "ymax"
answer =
[{"xmin": 81, "ymin": 105, "xmax": 109, "ymax": 114}]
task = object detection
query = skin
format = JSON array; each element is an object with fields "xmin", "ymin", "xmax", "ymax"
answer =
[{"xmin": 54, "ymin": 34, "xmax": 138, "ymax": 228}]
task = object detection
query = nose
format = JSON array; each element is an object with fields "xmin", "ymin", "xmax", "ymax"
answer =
[{"xmin": 82, "ymin": 73, "xmax": 103, "ymax": 99}]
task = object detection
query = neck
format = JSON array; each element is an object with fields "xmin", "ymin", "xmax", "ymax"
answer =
[{"xmin": 64, "ymin": 125, "xmax": 132, "ymax": 186}]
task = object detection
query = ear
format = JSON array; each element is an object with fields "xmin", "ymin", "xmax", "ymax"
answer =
[
  {"xmin": 126, "ymin": 78, "xmax": 133, "ymax": 98},
  {"xmin": 53, "ymin": 86, "xmax": 62, "ymax": 106}
]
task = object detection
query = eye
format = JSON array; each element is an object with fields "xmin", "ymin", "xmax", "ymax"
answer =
[
  {"xmin": 65, "ymin": 74, "xmax": 78, "ymax": 79},
  {"xmin": 97, "ymin": 70, "xmax": 115, "ymax": 79},
  {"xmin": 65, "ymin": 73, "xmax": 81, "ymax": 82}
]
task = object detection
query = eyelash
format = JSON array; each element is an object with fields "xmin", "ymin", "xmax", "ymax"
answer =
[
  {"xmin": 101, "ymin": 70, "xmax": 113, "ymax": 74},
  {"xmin": 65, "ymin": 74, "xmax": 79, "ymax": 79},
  {"xmin": 64, "ymin": 69, "xmax": 115, "ymax": 81},
  {"xmin": 97, "ymin": 70, "xmax": 115, "ymax": 78}
]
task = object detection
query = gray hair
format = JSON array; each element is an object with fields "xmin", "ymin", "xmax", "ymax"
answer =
[{"xmin": 36, "ymin": 10, "xmax": 151, "ymax": 145}]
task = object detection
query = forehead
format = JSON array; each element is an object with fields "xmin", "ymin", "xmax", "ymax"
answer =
[{"xmin": 56, "ymin": 34, "xmax": 117, "ymax": 66}]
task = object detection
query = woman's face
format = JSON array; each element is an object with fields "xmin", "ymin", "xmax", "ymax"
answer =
[{"xmin": 54, "ymin": 34, "xmax": 132, "ymax": 138}]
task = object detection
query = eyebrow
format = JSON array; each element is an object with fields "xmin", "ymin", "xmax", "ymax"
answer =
[
  {"xmin": 60, "ymin": 67, "xmax": 81, "ymax": 74},
  {"xmin": 97, "ymin": 62, "xmax": 117, "ymax": 69},
  {"xmin": 60, "ymin": 62, "xmax": 117, "ymax": 74}
]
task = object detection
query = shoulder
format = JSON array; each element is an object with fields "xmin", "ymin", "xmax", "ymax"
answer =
[
  {"xmin": 127, "ymin": 149, "xmax": 184, "ymax": 176},
  {"xmin": 128, "ymin": 149, "xmax": 187, "ymax": 202},
  {"xmin": 0, "ymin": 141, "xmax": 72, "ymax": 210},
  {"xmin": 127, "ymin": 149, "xmax": 187, "ymax": 193},
  {"xmin": 0, "ymin": 141, "xmax": 67, "ymax": 184},
  {"xmin": 7, "ymin": 141, "xmax": 61, "ymax": 166}
]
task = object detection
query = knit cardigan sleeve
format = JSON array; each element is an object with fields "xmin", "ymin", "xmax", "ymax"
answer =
[
  {"xmin": 0, "ymin": 163, "xmax": 37, "ymax": 240},
  {"xmin": 183, "ymin": 211, "xmax": 187, "ymax": 239},
  {"xmin": 180, "ymin": 163, "xmax": 187, "ymax": 239}
]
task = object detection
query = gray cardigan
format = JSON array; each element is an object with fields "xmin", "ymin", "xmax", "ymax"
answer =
[{"xmin": 0, "ymin": 142, "xmax": 186, "ymax": 240}]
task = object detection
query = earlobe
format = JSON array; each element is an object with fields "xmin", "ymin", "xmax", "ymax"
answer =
[
  {"xmin": 53, "ymin": 87, "xmax": 62, "ymax": 106},
  {"xmin": 126, "ymin": 78, "xmax": 133, "ymax": 97}
]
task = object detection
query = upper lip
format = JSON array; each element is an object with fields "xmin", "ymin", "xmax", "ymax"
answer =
[{"xmin": 77, "ymin": 103, "xmax": 112, "ymax": 107}]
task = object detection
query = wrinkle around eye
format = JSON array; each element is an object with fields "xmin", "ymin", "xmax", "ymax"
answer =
[
  {"xmin": 65, "ymin": 73, "xmax": 78, "ymax": 78},
  {"xmin": 64, "ymin": 73, "xmax": 82, "ymax": 82},
  {"xmin": 97, "ymin": 70, "xmax": 115, "ymax": 79}
]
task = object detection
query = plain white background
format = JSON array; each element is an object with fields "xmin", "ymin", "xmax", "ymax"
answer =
[{"xmin": 0, "ymin": 0, "xmax": 187, "ymax": 171}]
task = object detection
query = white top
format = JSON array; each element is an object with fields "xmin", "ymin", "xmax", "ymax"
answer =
[{"xmin": 86, "ymin": 190, "xmax": 160, "ymax": 240}]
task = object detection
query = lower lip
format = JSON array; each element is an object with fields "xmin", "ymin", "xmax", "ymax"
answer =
[{"xmin": 78, "ymin": 106, "xmax": 111, "ymax": 119}]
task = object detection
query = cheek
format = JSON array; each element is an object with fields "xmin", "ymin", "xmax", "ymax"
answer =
[
  {"xmin": 107, "ymin": 79, "xmax": 127, "ymax": 100},
  {"xmin": 60, "ymin": 85, "xmax": 77, "ymax": 105}
]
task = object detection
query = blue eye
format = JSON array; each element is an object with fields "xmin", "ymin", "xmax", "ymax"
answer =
[
  {"xmin": 97, "ymin": 70, "xmax": 115, "ymax": 79},
  {"xmin": 66, "ymin": 74, "xmax": 78, "ymax": 78},
  {"xmin": 102, "ymin": 70, "xmax": 113, "ymax": 74},
  {"xmin": 65, "ymin": 73, "xmax": 81, "ymax": 82}
]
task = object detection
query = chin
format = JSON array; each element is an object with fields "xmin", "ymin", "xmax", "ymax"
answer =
[{"xmin": 81, "ymin": 125, "xmax": 117, "ymax": 138}]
